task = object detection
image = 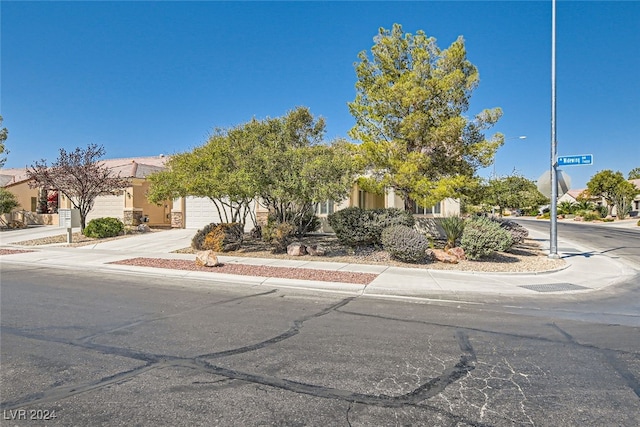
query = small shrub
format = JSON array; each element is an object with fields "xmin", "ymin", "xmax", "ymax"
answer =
[
  {"xmin": 83, "ymin": 217, "xmax": 124, "ymax": 238},
  {"xmin": 596, "ymin": 204, "xmax": 608, "ymax": 218},
  {"xmin": 491, "ymin": 218, "xmax": 528, "ymax": 246},
  {"xmin": 202, "ymin": 223, "xmax": 244, "ymax": 252},
  {"xmin": 328, "ymin": 207, "xmax": 414, "ymax": 247},
  {"xmin": 637, "ymin": 219, "xmax": 640, "ymax": 226},
  {"xmin": 381, "ymin": 225, "xmax": 432, "ymax": 263},
  {"xmin": 439, "ymin": 216, "xmax": 465, "ymax": 249},
  {"xmin": 461, "ymin": 216, "xmax": 513, "ymax": 260},
  {"xmin": 262, "ymin": 222, "xmax": 296, "ymax": 253},
  {"xmin": 602, "ymin": 217, "xmax": 614, "ymax": 223},
  {"xmin": 191, "ymin": 223, "xmax": 218, "ymax": 250}
]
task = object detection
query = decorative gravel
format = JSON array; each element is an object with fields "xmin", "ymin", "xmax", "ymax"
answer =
[
  {"xmin": 112, "ymin": 257, "xmax": 378, "ymax": 285},
  {"xmin": 0, "ymin": 249, "xmax": 35, "ymax": 256}
]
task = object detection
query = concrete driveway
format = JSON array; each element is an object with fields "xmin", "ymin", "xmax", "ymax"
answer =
[{"xmin": 0, "ymin": 225, "xmax": 81, "ymax": 245}]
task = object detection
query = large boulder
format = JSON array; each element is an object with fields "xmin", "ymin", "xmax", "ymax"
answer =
[
  {"xmin": 195, "ymin": 250, "xmax": 221, "ymax": 267},
  {"xmin": 306, "ymin": 245, "xmax": 327, "ymax": 257},
  {"xmin": 447, "ymin": 247, "xmax": 466, "ymax": 261},
  {"xmin": 287, "ymin": 242, "xmax": 307, "ymax": 256},
  {"xmin": 433, "ymin": 249, "xmax": 459, "ymax": 264}
]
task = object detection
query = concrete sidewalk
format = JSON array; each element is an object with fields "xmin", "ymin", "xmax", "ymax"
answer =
[{"xmin": 1, "ymin": 224, "xmax": 637, "ymax": 299}]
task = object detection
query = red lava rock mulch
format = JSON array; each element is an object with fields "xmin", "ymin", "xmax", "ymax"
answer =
[
  {"xmin": 0, "ymin": 249, "xmax": 35, "ymax": 256},
  {"xmin": 111, "ymin": 257, "xmax": 378, "ymax": 285}
]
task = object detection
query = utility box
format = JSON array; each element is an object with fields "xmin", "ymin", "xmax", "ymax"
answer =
[{"xmin": 58, "ymin": 209, "xmax": 81, "ymax": 228}]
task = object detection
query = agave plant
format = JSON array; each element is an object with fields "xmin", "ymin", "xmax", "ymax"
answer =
[{"xmin": 440, "ymin": 216, "xmax": 465, "ymax": 249}]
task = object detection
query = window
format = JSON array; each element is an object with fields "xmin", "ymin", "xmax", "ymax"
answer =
[
  {"xmin": 414, "ymin": 201, "xmax": 441, "ymax": 215},
  {"xmin": 316, "ymin": 200, "xmax": 334, "ymax": 215},
  {"xmin": 31, "ymin": 197, "xmax": 37, "ymax": 212}
]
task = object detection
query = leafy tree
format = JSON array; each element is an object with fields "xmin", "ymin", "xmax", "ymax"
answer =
[
  {"xmin": 628, "ymin": 167, "xmax": 640, "ymax": 180},
  {"xmin": 27, "ymin": 144, "xmax": 129, "ymax": 231},
  {"xmin": 348, "ymin": 23, "xmax": 503, "ymax": 211},
  {"xmin": 0, "ymin": 188, "xmax": 20, "ymax": 226},
  {"xmin": 148, "ymin": 107, "xmax": 358, "ymax": 234},
  {"xmin": 611, "ymin": 180, "xmax": 639, "ymax": 220},
  {"xmin": 586, "ymin": 170, "xmax": 628, "ymax": 217},
  {"xmin": 0, "ymin": 115, "xmax": 8, "ymax": 168},
  {"xmin": 479, "ymin": 175, "xmax": 548, "ymax": 216}
]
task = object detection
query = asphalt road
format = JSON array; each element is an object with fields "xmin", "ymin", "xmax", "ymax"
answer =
[
  {"xmin": 2, "ymin": 263, "xmax": 639, "ymax": 426},
  {"xmin": 513, "ymin": 218, "xmax": 640, "ymax": 268}
]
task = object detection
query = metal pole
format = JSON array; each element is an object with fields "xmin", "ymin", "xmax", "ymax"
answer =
[{"xmin": 549, "ymin": 0, "xmax": 559, "ymax": 258}]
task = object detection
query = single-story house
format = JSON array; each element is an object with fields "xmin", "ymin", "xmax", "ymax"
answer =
[
  {"xmin": 1, "ymin": 155, "xmax": 173, "ymax": 227},
  {"xmin": 170, "ymin": 183, "xmax": 460, "ymax": 233}
]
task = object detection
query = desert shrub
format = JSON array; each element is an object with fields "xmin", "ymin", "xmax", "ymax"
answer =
[
  {"xmin": 381, "ymin": 225, "xmax": 432, "ymax": 263},
  {"xmin": 202, "ymin": 223, "xmax": 244, "ymax": 252},
  {"xmin": 83, "ymin": 217, "xmax": 124, "ymax": 238},
  {"xmin": 191, "ymin": 223, "xmax": 218, "ymax": 250},
  {"xmin": 461, "ymin": 216, "xmax": 513, "ymax": 260},
  {"xmin": 328, "ymin": 207, "xmax": 414, "ymax": 247},
  {"xmin": 262, "ymin": 222, "xmax": 296, "ymax": 253},
  {"xmin": 269, "ymin": 210, "xmax": 320, "ymax": 236},
  {"xmin": 602, "ymin": 217, "xmax": 614, "ymax": 223},
  {"xmin": 637, "ymin": 219, "xmax": 640, "ymax": 226},
  {"xmin": 596, "ymin": 204, "xmax": 608, "ymax": 218},
  {"xmin": 440, "ymin": 216, "xmax": 465, "ymax": 249},
  {"xmin": 576, "ymin": 210, "xmax": 601, "ymax": 222},
  {"xmin": 491, "ymin": 218, "xmax": 528, "ymax": 246}
]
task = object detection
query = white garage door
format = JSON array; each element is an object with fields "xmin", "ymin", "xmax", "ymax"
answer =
[
  {"xmin": 86, "ymin": 194, "xmax": 125, "ymax": 222},
  {"xmin": 184, "ymin": 197, "xmax": 254, "ymax": 231}
]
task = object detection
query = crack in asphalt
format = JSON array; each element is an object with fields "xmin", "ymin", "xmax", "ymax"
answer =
[
  {"xmin": 550, "ymin": 323, "xmax": 640, "ymax": 399},
  {"xmin": 1, "ymin": 294, "xmax": 479, "ymax": 423}
]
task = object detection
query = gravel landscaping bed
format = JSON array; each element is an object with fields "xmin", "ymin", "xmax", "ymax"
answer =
[
  {"xmin": 111, "ymin": 257, "xmax": 378, "ymax": 285},
  {"xmin": 0, "ymin": 249, "xmax": 35, "ymax": 256}
]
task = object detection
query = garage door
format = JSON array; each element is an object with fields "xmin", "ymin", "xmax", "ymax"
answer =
[
  {"xmin": 86, "ymin": 194, "xmax": 125, "ymax": 222},
  {"xmin": 184, "ymin": 197, "xmax": 254, "ymax": 231}
]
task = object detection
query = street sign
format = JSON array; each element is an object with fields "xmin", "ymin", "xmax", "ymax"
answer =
[{"xmin": 557, "ymin": 154, "xmax": 593, "ymax": 166}]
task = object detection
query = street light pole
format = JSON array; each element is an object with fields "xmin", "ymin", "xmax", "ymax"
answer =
[{"xmin": 549, "ymin": 0, "xmax": 559, "ymax": 258}]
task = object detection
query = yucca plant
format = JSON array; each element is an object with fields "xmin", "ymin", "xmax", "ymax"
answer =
[{"xmin": 440, "ymin": 216, "xmax": 465, "ymax": 249}]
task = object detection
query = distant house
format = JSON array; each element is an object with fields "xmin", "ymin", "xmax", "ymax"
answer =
[
  {"xmin": 1, "ymin": 156, "xmax": 173, "ymax": 227},
  {"xmin": 627, "ymin": 179, "xmax": 640, "ymax": 217}
]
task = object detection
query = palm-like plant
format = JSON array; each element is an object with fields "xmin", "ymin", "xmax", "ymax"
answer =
[
  {"xmin": 574, "ymin": 200, "xmax": 595, "ymax": 211},
  {"xmin": 558, "ymin": 201, "xmax": 576, "ymax": 215},
  {"xmin": 440, "ymin": 216, "xmax": 465, "ymax": 249}
]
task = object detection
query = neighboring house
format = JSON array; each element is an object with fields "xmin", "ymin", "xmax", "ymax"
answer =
[
  {"xmin": 1, "ymin": 155, "xmax": 173, "ymax": 227},
  {"xmin": 0, "ymin": 168, "xmax": 59, "ymax": 225},
  {"xmin": 626, "ymin": 179, "xmax": 640, "ymax": 217},
  {"xmin": 57, "ymin": 156, "xmax": 173, "ymax": 227}
]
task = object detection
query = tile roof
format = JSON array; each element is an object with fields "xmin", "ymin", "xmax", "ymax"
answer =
[{"xmin": 0, "ymin": 155, "xmax": 169, "ymax": 186}]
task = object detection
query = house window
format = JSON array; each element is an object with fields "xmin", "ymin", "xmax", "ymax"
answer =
[
  {"xmin": 31, "ymin": 197, "xmax": 37, "ymax": 212},
  {"xmin": 414, "ymin": 201, "xmax": 441, "ymax": 215},
  {"xmin": 316, "ymin": 200, "xmax": 334, "ymax": 215}
]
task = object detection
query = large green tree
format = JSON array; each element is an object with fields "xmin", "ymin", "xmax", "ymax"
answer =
[
  {"xmin": 628, "ymin": 167, "xmax": 640, "ymax": 180},
  {"xmin": 0, "ymin": 115, "xmax": 8, "ymax": 168},
  {"xmin": 586, "ymin": 170, "xmax": 638, "ymax": 218},
  {"xmin": 349, "ymin": 24, "xmax": 503, "ymax": 211},
  {"xmin": 0, "ymin": 188, "xmax": 20, "ymax": 226},
  {"xmin": 148, "ymin": 107, "xmax": 358, "ymax": 233},
  {"xmin": 476, "ymin": 175, "xmax": 548, "ymax": 216}
]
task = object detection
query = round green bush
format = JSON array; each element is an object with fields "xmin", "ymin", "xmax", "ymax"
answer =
[
  {"xmin": 83, "ymin": 217, "xmax": 124, "ymax": 238},
  {"xmin": 461, "ymin": 216, "xmax": 513, "ymax": 260},
  {"xmin": 381, "ymin": 225, "xmax": 432, "ymax": 263},
  {"xmin": 328, "ymin": 207, "xmax": 414, "ymax": 247}
]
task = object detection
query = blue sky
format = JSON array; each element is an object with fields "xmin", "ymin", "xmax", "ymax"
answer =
[{"xmin": 2, "ymin": 1, "xmax": 639, "ymax": 189}]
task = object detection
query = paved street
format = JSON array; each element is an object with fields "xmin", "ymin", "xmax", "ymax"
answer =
[{"xmin": 2, "ymin": 263, "xmax": 639, "ymax": 426}]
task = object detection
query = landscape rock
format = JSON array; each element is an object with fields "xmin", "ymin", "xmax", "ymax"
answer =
[
  {"xmin": 287, "ymin": 242, "xmax": 307, "ymax": 256},
  {"xmin": 306, "ymin": 245, "xmax": 327, "ymax": 256},
  {"xmin": 447, "ymin": 247, "xmax": 466, "ymax": 261},
  {"xmin": 433, "ymin": 249, "xmax": 459, "ymax": 264},
  {"xmin": 195, "ymin": 250, "xmax": 221, "ymax": 267}
]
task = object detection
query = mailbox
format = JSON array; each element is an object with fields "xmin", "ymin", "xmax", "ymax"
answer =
[{"xmin": 58, "ymin": 209, "xmax": 80, "ymax": 228}]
